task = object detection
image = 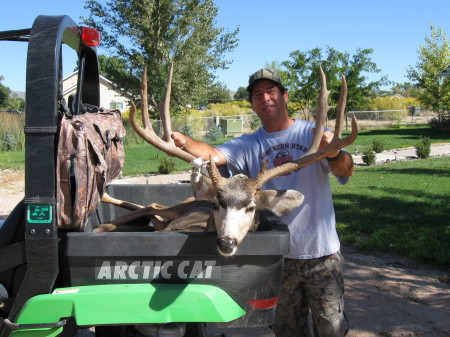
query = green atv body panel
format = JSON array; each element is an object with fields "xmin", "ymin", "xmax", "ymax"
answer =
[{"xmin": 10, "ymin": 283, "xmax": 245, "ymax": 336}]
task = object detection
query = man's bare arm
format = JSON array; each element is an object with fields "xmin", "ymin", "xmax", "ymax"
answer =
[
  {"xmin": 317, "ymin": 129, "xmax": 354, "ymax": 177},
  {"xmin": 327, "ymin": 150, "xmax": 354, "ymax": 177},
  {"xmin": 171, "ymin": 132, "xmax": 227, "ymax": 165}
]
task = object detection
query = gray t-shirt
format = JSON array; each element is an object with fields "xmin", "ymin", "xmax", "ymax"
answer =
[{"xmin": 217, "ymin": 119, "xmax": 348, "ymax": 259}]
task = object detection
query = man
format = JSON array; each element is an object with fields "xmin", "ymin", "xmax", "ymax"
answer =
[{"xmin": 171, "ymin": 69, "xmax": 353, "ymax": 336}]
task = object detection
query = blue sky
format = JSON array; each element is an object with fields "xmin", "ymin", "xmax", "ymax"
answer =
[{"xmin": 1, "ymin": 0, "xmax": 450, "ymax": 93}]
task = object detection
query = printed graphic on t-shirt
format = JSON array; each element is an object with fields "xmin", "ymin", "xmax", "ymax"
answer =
[
  {"xmin": 260, "ymin": 142, "xmax": 310, "ymax": 175},
  {"xmin": 273, "ymin": 149, "xmax": 293, "ymax": 166},
  {"xmin": 260, "ymin": 143, "xmax": 309, "ymax": 161}
]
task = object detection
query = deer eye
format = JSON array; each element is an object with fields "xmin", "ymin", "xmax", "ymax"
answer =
[
  {"xmin": 211, "ymin": 204, "xmax": 219, "ymax": 211},
  {"xmin": 246, "ymin": 206, "xmax": 255, "ymax": 213}
]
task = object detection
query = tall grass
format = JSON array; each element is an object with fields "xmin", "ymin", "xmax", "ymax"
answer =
[{"xmin": 0, "ymin": 113, "xmax": 25, "ymax": 151}]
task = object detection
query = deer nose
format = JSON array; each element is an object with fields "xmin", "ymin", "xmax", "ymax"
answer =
[{"xmin": 217, "ymin": 237, "xmax": 237, "ymax": 255}]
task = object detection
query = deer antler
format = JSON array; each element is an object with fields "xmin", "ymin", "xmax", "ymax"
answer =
[
  {"xmin": 252, "ymin": 66, "xmax": 358, "ymax": 189},
  {"xmin": 207, "ymin": 156, "xmax": 224, "ymax": 188},
  {"xmin": 129, "ymin": 64, "xmax": 196, "ymax": 163},
  {"xmin": 147, "ymin": 61, "xmax": 174, "ymax": 143}
]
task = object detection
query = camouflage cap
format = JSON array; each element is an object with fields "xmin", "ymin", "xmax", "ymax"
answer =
[{"xmin": 247, "ymin": 69, "xmax": 283, "ymax": 92}]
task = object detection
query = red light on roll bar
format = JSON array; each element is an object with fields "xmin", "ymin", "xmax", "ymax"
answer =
[
  {"xmin": 248, "ymin": 297, "xmax": 278, "ymax": 309},
  {"xmin": 81, "ymin": 27, "xmax": 101, "ymax": 47}
]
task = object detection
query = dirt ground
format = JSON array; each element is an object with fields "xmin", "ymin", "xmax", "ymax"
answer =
[
  {"xmin": 1, "ymin": 169, "xmax": 449, "ymax": 337},
  {"xmin": 0, "ymin": 169, "xmax": 24, "ymax": 221}
]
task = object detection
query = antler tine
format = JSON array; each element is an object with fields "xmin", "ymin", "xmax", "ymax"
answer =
[
  {"xmin": 207, "ymin": 155, "xmax": 225, "ymax": 188},
  {"xmin": 146, "ymin": 62, "xmax": 174, "ymax": 143},
  {"xmin": 306, "ymin": 65, "xmax": 330, "ymax": 155},
  {"xmin": 252, "ymin": 160, "xmax": 270, "ymax": 189},
  {"xmin": 253, "ymin": 68, "xmax": 358, "ymax": 190},
  {"xmin": 140, "ymin": 65, "xmax": 152, "ymax": 131},
  {"xmin": 129, "ymin": 66, "xmax": 197, "ymax": 164},
  {"xmin": 160, "ymin": 61, "xmax": 174, "ymax": 143},
  {"xmin": 334, "ymin": 74, "xmax": 347, "ymax": 139}
]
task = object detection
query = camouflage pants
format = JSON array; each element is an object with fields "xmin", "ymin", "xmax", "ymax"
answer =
[{"xmin": 272, "ymin": 251, "xmax": 349, "ymax": 337}]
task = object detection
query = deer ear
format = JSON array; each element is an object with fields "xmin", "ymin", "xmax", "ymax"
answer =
[
  {"xmin": 256, "ymin": 190, "xmax": 304, "ymax": 216},
  {"xmin": 190, "ymin": 173, "xmax": 216, "ymax": 201}
]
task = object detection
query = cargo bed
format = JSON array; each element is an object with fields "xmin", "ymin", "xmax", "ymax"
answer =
[{"xmin": 64, "ymin": 183, "xmax": 290, "ymax": 328}]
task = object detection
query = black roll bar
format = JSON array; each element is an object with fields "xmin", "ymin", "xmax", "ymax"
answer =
[{"xmin": 0, "ymin": 15, "xmax": 100, "ymax": 335}]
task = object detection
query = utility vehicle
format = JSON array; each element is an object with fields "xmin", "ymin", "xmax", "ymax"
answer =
[{"xmin": 0, "ymin": 15, "xmax": 289, "ymax": 337}]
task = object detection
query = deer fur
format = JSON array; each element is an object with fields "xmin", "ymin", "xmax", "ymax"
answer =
[{"xmin": 96, "ymin": 172, "xmax": 304, "ymax": 256}]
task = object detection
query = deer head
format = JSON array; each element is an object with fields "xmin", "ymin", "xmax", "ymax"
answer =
[
  {"xmin": 129, "ymin": 64, "xmax": 358, "ymax": 256},
  {"xmin": 192, "ymin": 165, "xmax": 305, "ymax": 256}
]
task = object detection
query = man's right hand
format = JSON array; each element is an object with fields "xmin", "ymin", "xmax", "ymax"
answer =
[
  {"xmin": 170, "ymin": 131, "xmax": 227, "ymax": 166},
  {"xmin": 171, "ymin": 132, "xmax": 187, "ymax": 150}
]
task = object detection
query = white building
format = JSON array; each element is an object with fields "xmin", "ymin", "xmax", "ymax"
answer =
[{"xmin": 63, "ymin": 72, "xmax": 130, "ymax": 112}]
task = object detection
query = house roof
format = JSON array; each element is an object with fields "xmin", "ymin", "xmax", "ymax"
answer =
[
  {"xmin": 62, "ymin": 71, "xmax": 129, "ymax": 97},
  {"xmin": 63, "ymin": 71, "xmax": 114, "ymax": 84}
]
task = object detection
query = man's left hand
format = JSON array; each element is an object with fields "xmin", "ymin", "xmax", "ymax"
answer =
[{"xmin": 312, "ymin": 128, "xmax": 340, "ymax": 158}]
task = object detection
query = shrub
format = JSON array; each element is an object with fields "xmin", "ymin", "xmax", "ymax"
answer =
[
  {"xmin": 158, "ymin": 157, "xmax": 175, "ymax": 174},
  {"xmin": 208, "ymin": 102, "xmax": 252, "ymax": 116},
  {"xmin": 1, "ymin": 131, "xmax": 18, "ymax": 151},
  {"xmin": 372, "ymin": 139, "xmax": 385, "ymax": 153},
  {"xmin": 416, "ymin": 136, "xmax": 431, "ymax": 159},
  {"xmin": 180, "ymin": 123, "xmax": 194, "ymax": 138},
  {"xmin": 390, "ymin": 123, "xmax": 402, "ymax": 129},
  {"xmin": 250, "ymin": 115, "xmax": 261, "ymax": 131},
  {"xmin": 362, "ymin": 146, "xmax": 376, "ymax": 166},
  {"xmin": 429, "ymin": 115, "xmax": 450, "ymax": 133},
  {"xmin": 205, "ymin": 124, "xmax": 222, "ymax": 141}
]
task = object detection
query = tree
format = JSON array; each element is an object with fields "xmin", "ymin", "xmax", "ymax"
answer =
[
  {"xmin": 7, "ymin": 95, "xmax": 25, "ymax": 111},
  {"xmin": 207, "ymin": 82, "xmax": 231, "ymax": 104},
  {"xmin": 82, "ymin": 0, "xmax": 239, "ymax": 115},
  {"xmin": 342, "ymin": 48, "xmax": 389, "ymax": 112},
  {"xmin": 233, "ymin": 86, "xmax": 248, "ymax": 101},
  {"xmin": 282, "ymin": 48, "xmax": 327, "ymax": 116},
  {"xmin": 0, "ymin": 76, "xmax": 11, "ymax": 108},
  {"xmin": 390, "ymin": 82, "xmax": 421, "ymax": 98},
  {"xmin": 407, "ymin": 23, "xmax": 450, "ymax": 121},
  {"xmin": 282, "ymin": 47, "xmax": 389, "ymax": 116},
  {"xmin": 98, "ymin": 54, "xmax": 136, "ymax": 92}
]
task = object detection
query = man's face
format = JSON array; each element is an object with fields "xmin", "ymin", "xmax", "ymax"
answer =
[{"xmin": 251, "ymin": 80, "xmax": 288, "ymax": 125}]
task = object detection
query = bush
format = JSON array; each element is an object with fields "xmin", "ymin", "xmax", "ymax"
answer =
[
  {"xmin": 158, "ymin": 157, "xmax": 176, "ymax": 174},
  {"xmin": 429, "ymin": 115, "xmax": 450, "ymax": 133},
  {"xmin": 180, "ymin": 123, "xmax": 194, "ymax": 138},
  {"xmin": 362, "ymin": 146, "xmax": 376, "ymax": 166},
  {"xmin": 416, "ymin": 136, "xmax": 431, "ymax": 159},
  {"xmin": 372, "ymin": 139, "xmax": 385, "ymax": 153},
  {"xmin": 1, "ymin": 131, "xmax": 18, "ymax": 151},
  {"xmin": 250, "ymin": 115, "xmax": 261, "ymax": 131},
  {"xmin": 205, "ymin": 124, "xmax": 222, "ymax": 141},
  {"xmin": 390, "ymin": 122, "xmax": 403, "ymax": 129}
]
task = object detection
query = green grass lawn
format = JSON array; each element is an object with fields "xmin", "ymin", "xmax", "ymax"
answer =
[
  {"xmin": 122, "ymin": 136, "xmax": 233, "ymax": 176},
  {"xmin": 0, "ymin": 150, "xmax": 24, "ymax": 170},
  {"xmin": 122, "ymin": 144, "xmax": 192, "ymax": 176},
  {"xmin": 332, "ymin": 156, "xmax": 450, "ymax": 269},
  {"xmin": 343, "ymin": 125, "xmax": 448, "ymax": 154}
]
